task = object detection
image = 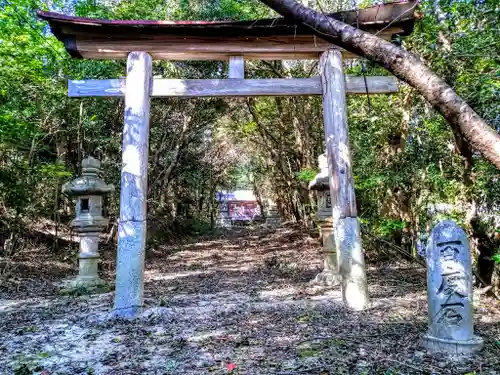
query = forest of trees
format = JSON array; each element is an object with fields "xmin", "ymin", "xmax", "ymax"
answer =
[{"xmin": 0, "ymin": 0, "xmax": 499, "ymax": 289}]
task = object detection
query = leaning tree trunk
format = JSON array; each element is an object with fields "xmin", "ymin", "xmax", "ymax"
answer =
[{"xmin": 258, "ymin": 0, "xmax": 500, "ymax": 169}]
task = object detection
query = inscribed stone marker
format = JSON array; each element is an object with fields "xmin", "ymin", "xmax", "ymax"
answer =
[{"xmin": 422, "ymin": 220, "xmax": 483, "ymax": 355}]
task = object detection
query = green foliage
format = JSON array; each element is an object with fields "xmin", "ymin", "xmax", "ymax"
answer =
[
  {"xmin": 75, "ymin": 0, "xmax": 270, "ymax": 20},
  {"xmin": 346, "ymin": 0, "xmax": 499, "ymax": 248},
  {"xmin": 298, "ymin": 347, "xmax": 320, "ymax": 359},
  {"xmin": 39, "ymin": 163, "xmax": 72, "ymax": 179},
  {"xmin": 493, "ymin": 234, "xmax": 500, "ymax": 264},
  {"xmin": 0, "ymin": 0, "xmax": 260, "ymax": 241},
  {"xmin": 375, "ymin": 219, "xmax": 406, "ymax": 238},
  {"xmin": 295, "ymin": 168, "xmax": 318, "ymax": 183},
  {"xmin": 241, "ymin": 121, "xmax": 258, "ymax": 136}
]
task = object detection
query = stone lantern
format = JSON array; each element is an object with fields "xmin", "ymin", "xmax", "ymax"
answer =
[
  {"xmin": 62, "ymin": 157, "xmax": 114, "ymax": 288},
  {"xmin": 309, "ymin": 153, "xmax": 340, "ymax": 286}
]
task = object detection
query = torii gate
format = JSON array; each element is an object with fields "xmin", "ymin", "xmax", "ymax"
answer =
[{"xmin": 39, "ymin": 1, "xmax": 418, "ymax": 317}]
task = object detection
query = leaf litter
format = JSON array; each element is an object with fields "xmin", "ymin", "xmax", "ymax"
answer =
[{"xmin": 0, "ymin": 226, "xmax": 499, "ymax": 374}]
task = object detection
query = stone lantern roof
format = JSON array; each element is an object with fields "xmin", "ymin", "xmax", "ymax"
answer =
[
  {"xmin": 308, "ymin": 154, "xmax": 329, "ymax": 191},
  {"xmin": 62, "ymin": 157, "xmax": 114, "ymax": 196}
]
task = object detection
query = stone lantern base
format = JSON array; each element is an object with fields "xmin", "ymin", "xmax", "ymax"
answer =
[
  {"xmin": 62, "ymin": 276, "xmax": 106, "ymax": 290},
  {"xmin": 421, "ymin": 334, "xmax": 484, "ymax": 356},
  {"xmin": 62, "ymin": 232, "xmax": 106, "ymax": 291},
  {"xmin": 312, "ymin": 266, "xmax": 341, "ymax": 286},
  {"xmin": 312, "ymin": 251, "xmax": 341, "ymax": 286},
  {"xmin": 311, "ymin": 218, "xmax": 341, "ymax": 286},
  {"xmin": 62, "ymin": 254, "xmax": 106, "ymax": 290}
]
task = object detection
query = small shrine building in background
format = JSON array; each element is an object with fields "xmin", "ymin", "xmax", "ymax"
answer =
[{"xmin": 216, "ymin": 190, "xmax": 262, "ymax": 226}]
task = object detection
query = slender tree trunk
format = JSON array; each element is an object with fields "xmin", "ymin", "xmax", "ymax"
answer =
[
  {"xmin": 53, "ymin": 135, "xmax": 67, "ymax": 251},
  {"xmin": 257, "ymin": 0, "xmax": 500, "ymax": 168}
]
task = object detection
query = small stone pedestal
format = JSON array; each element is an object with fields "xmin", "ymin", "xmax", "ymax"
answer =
[
  {"xmin": 265, "ymin": 204, "xmax": 281, "ymax": 227},
  {"xmin": 421, "ymin": 220, "xmax": 483, "ymax": 356},
  {"xmin": 216, "ymin": 201, "xmax": 231, "ymax": 228},
  {"xmin": 62, "ymin": 157, "xmax": 114, "ymax": 290}
]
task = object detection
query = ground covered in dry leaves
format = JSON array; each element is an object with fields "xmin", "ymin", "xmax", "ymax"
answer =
[{"xmin": 1, "ymin": 226, "xmax": 499, "ymax": 375}]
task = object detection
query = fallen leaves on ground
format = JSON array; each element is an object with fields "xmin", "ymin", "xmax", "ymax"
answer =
[{"xmin": 1, "ymin": 226, "xmax": 499, "ymax": 374}]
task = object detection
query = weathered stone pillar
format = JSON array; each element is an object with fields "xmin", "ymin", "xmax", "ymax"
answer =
[
  {"xmin": 265, "ymin": 202, "xmax": 281, "ymax": 227},
  {"xmin": 422, "ymin": 220, "xmax": 484, "ymax": 355},
  {"xmin": 62, "ymin": 157, "xmax": 114, "ymax": 289},
  {"xmin": 320, "ymin": 49, "xmax": 368, "ymax": 310},
  {"xmin": 114, "ymin": 51, "xmax": 152, "ymax": 317},
  {"xmin": 216, "ymin": 200, "xmax": 231, "ymax": 228},
  {"xmin": 309, "ymin": 153, "xmax": 340, "ymax": 286}
]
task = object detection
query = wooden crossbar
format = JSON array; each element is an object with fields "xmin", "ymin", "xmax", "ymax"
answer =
[{"xmin": 68, "ymin": 76, "xmax": 398, "ymax": 97}]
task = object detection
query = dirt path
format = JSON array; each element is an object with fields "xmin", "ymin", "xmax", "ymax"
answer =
[{"xmin": 1, "ymin": 226, "xmax": 499, "ymax": 374}]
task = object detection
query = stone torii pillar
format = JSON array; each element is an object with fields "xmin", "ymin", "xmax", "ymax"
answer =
[
  {"xmin": 113, "ymin": 52, "xmax": 152, "ymax": 317},
  {"xmin": 320, "ymin": 49, "xmax": 369, "ymax": 310}
]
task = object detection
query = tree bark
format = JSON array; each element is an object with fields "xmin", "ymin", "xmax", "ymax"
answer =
[{"xmin": 257, "ymin": 0, "xmax": 500, "ymax": 169}]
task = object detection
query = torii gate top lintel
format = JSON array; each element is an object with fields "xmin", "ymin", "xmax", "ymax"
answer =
[{"xmin": 38, "ymin": 1, "xmax": 417, "ymax": 61}]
